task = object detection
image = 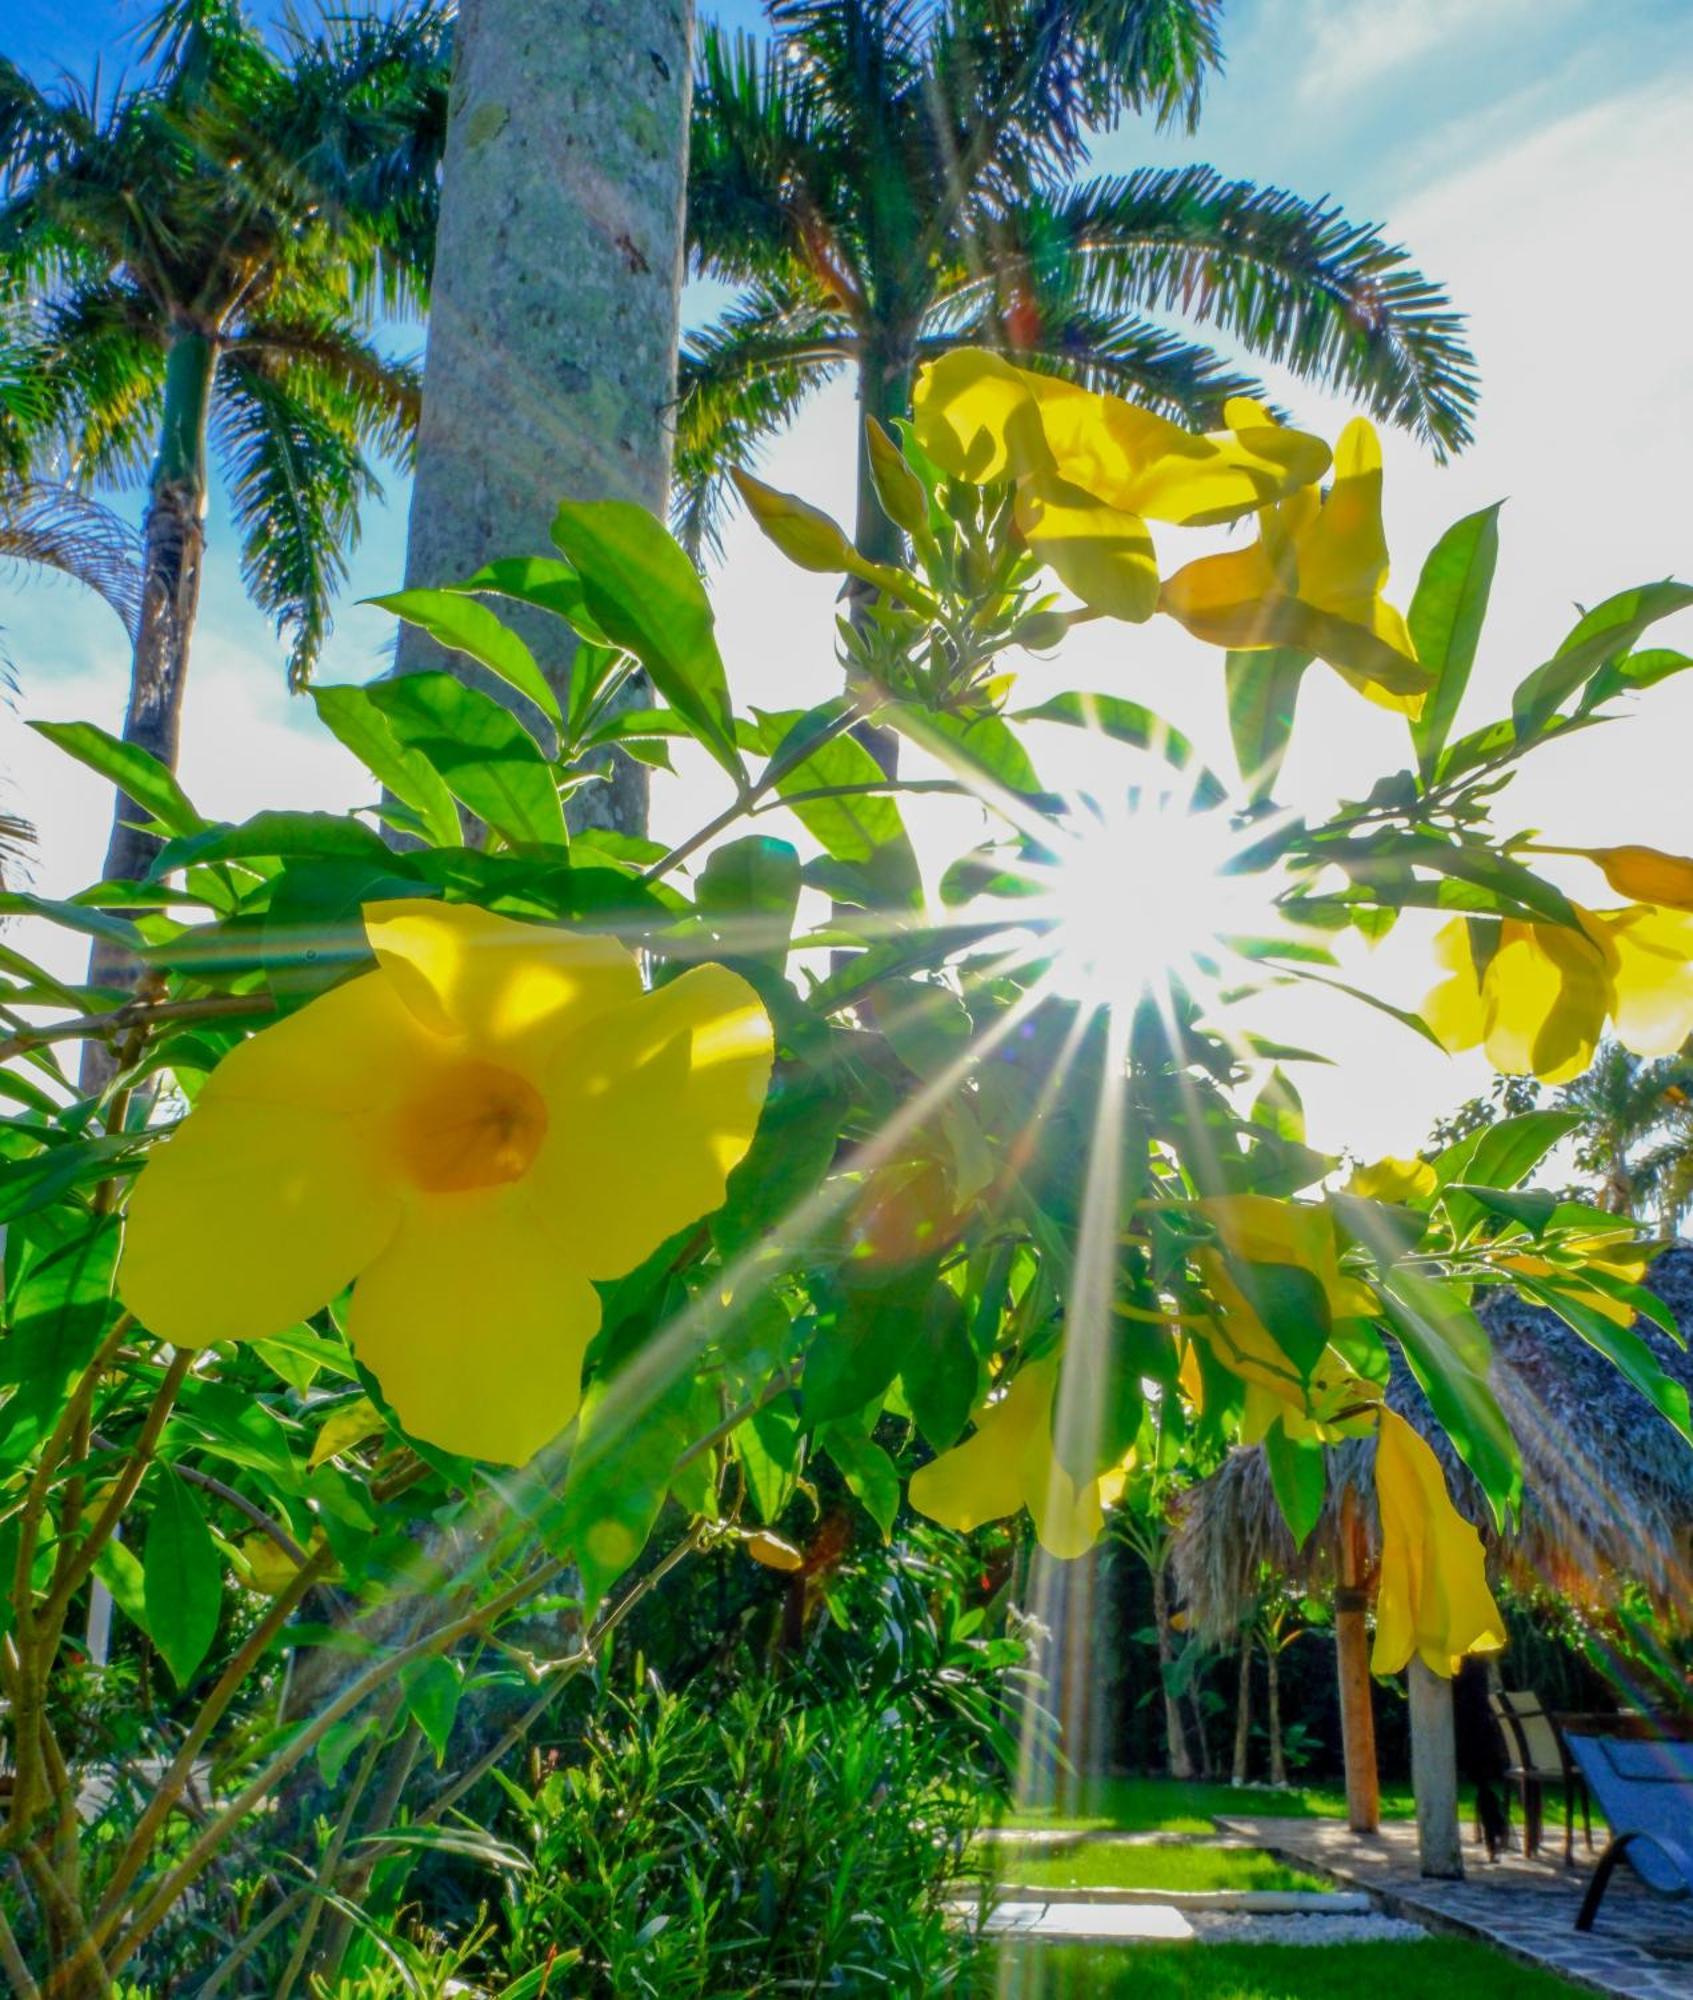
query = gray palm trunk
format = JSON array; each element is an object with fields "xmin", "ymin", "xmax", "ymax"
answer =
[{"xmin": 395, "ymin": 0, "xmax": 696, "ymax": 837}]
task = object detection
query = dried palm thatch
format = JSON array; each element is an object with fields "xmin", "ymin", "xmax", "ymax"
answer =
[{"xmin": 1173, "ymin": 1246, "xmax": 1693, "ymax": 1642}]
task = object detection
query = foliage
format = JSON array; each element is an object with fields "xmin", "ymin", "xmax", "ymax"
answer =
[
  {"xmin": 4, "ymin": 363, "xmax": 1693, "ymax": 1992},
  {"xmin": 680, "ymin": 0, "xmax": 1475, "ymax": 554},
  {"xmin": 494, "ymin": 1668, "xmax": 988, "ymax": 1996},
  {"xmin": 0, "ymin": 0, "xmax": 449, "ymax": 682}
]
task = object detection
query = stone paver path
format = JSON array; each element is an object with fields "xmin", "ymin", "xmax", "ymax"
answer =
[{"xmin": 1222, "ymin": 1814, "xmax": 1693, "ymax": 1999}]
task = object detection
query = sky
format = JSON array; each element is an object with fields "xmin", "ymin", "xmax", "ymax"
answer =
[{"xmin": 2, "ymin": 0, "xmax": 1692, "ymax": 1161}]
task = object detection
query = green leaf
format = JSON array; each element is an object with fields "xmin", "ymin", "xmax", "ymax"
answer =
[
  {"xmin": 752, "ymin": 707, "xmax": 921, "ymax": 908},
  {"xmin": 445, "ymin": 554, "xmax": 608, "ymax": 644},
  {"xmin": 1512, "ymin": 581, "xmax": 1693, "ymax": 737},
  {"xmin": 736, "ymin": 1401, "xmax": 800, "ymax": 1524},
  {"xmin": 900, "ymin": 1288, "xmax": 979, "ymax": 1451},
  {"xmin": 550, "ymin": 500, "xmax": 743, "ymax": 782},
  {"xmin": 371, "ymin": 588, "xmax": 563, "ymax": 727},
  {"xmin": 93, "ymin": 1538, "xmax": 150, "ymax": 1638},
  {"xmin": 310, "ymin": 685, "xmax": 461, "ymax": 847},
  {"xmin": 1583, "ymin": 647, "xmax": 1693, "ymax": 708},
  {"xmin": 317, "ymin": 1713, "xmax": 378, "ymax": 1787},
  {"xmin": 1409, "ymin": 504, "xmax": 1501, "ymax": 775},
  {"xmin": 143, "ymin": 1465, "xmax": 223, "ymax": 1688},
  {"xmin": 0, "ymin": 1135, "xmax": 141, "ymax": 1227},
  {"xmin": 1264, "ymin": 1418, "xmax": 1326, "ymax": 1550},
  {"xmin": 1378, "ymin": 1269, "xmax": 1521, "ymax": 1522},
  {"xmin": 711, "ymin": 1075, "xmax": 845, "ymax": 1261},
  {"xmin": 805, "ymin": 1274, "xmax": 930, "ymax": 1425},
  {"xmin": 1223, "ymin": 649, "xmax": 1310, "ymax": 801},
  {"xmin": 30, "ymin": 720, "xmax": 205, "ymax": 838},
  {"xmin": 1228, "ymin": 1262, "xmax": 1330, "ymax": 1381},
  {"xmin": 152, "ymin": 811, "xmax": 394, "ymax": 877},
  {"xmin": 400, "ymin": 1655, "xmax": 463, "ymax": 1764},
  {"xmin": 904, "ymin": 708, "xmax": 1042, "ymax": 798},
  {"xmin": 365, "ymin": 673, "xmax": 566, "ymax": 847},
  {"xmin": 1515, "ymin": 1272, "xmax": 1693, "ymax": 1444},
  {"xmin": 1014, "ymin": 692, "xmax": 1229, "ymax": 806},
  {"xmin": 1427, "ymin": 1110, "xmax": 1582, "ymax": 1195},
  {"xmin": 697, "ymin": 836, "xmax": 801, "ymax": 966},
  {"xmin": 0, "ymin": 1214, "xmax": 121, "ymax": 1466},
  {"xmin": 823, "ymin": 1428, "xmax": 900, "ymax": 1541}
]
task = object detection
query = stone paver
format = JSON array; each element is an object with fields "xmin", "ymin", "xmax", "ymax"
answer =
[
  {"xmin": 979, "ymin": 1899, "xmax": 1196, "ymax": 1941},
  {"xmin": 1222, "ymin": 1814, "xmax": 1693, "ymax": 1999}
]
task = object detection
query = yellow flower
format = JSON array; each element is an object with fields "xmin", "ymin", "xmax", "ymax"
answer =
[
  {"xmin": 1192, "ymin": 1196, "xmax": 1381, "ymax": 1435},
  {"xmin": 911, "ymin": 348, "xmax": 1329, "ymax": 623},
  {"xmin": 907, "ymin": 1353, "xmax": 1128, "ymax": 1559},
  {"xmin": 1372, "ymin": 1409, "xmax": 1505, "ymax": 1676},
  {"xmin": 1346, "ymin": 1155, "xmax": 1437, "ymax": 1205},
  {"xmin": 1423, "ymin": 906, "xmax": 1693, "ymax": 1082},
  {"xmin": 1159, "ymin": 419, "xmax": 1429, "ymax": 707},
  {"xmin": 120, "ymin": 901, "xmax": 773, "ymax": 1465},
  {"xmin": 1563, "ymin": 844, "xmax": 1693, "ymax": 912}
]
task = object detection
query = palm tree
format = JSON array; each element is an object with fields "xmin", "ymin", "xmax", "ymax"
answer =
[
  {"xmin": 1560, "ymin": 1040, "xmax": 1693, "ymax": 1228},
  {"xmin": 0, "ymin": 0, "xmax": 449, "ymax": 895},
  {"xmin": 679, "ymin": 0, "xmax": 1478, "ymax": 565}
]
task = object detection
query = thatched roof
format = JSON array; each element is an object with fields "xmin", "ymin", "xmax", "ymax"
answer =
[{"xmin": 1172, "ymin": 1246, "xmax": 1693, "ymax": 1642}]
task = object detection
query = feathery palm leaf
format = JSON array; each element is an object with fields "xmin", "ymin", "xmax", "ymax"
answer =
[{"xmin": 0, "ymin": 477, "xmax": 142, "ymax": 637}]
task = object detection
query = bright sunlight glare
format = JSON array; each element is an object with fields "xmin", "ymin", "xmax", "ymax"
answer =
[{"xmin": 1013, "ymin": 790, "xmax": 1285, "ymax": 1009}]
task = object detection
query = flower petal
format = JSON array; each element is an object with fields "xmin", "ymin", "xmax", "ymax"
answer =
[
  {"xmin": 534, "ymin": 964, "xmax": 774, "ymax": 1278},
  {"xmin": 346, "ymin": 1186, "xmax": 601, "ymax": 1464},
  {"xmin": 1372, "ymin": 1409, "xmax": 1504, "ymax": 1676},
  {"xmin": 365, "ymin": 900, "xmax": 642, "ymax": 1067},
  {"xmin": 1594, "ymin": 904, "xmax": 1693, "ymax": 1057},
  {"xmin": 912, "ymin": 349, "xmax": 1051, "ymax": 484},
  {"xmin": 1013, "ymin": 473, "xmax": 1159, "ymax": 622},
  {"xmin": 120, "ymin": 975, "xmax": 417, "ymax": 1344}
]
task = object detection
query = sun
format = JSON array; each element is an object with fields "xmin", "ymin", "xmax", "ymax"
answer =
[{"xmin": 1012, "ymin": 790, "xmax": 1274, "ymax": 1008}]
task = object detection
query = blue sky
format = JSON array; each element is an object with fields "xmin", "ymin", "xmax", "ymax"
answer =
[{"xmin": 4, "ymin": 0, "xmax": 1692, "ymax": 1155}]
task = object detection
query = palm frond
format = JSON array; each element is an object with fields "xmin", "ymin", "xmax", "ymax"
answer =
[
  {"xmin": 688, "ymin": 23, "xmax": 821, "ymax": 283},
  {"xmin": 0, "ymin": 477, "xmax": 142, "ymax": 637},
  {"xmin": 214, "ymin": 353, "xmax": 375, "ymax": 687},
  {"xmin": 1010, "ymin": 167, "xmax": 1478, "ymax": 454},
  {"xmin": 673, "ymin": 290, "xmax": 852, "ymax": 558},
  {"xmin": 227, "ymin": 315, "xmax": 422, "ymax": 466},
  {"xmin": 0, "ymin": 284, "xmax": 163, "ymax": 486}
]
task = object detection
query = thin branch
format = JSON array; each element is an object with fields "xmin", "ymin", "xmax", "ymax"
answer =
[{"xmin": 0, "ymin": 994, "xmax": 273, "ymax": 1067}]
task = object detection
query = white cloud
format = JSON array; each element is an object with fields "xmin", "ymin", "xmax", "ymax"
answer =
[{"xmin": 1291, "ymin": 0, "xmax": 1578, "ymax": 104}]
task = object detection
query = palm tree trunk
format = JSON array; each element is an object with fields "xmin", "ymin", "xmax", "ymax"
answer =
[
  {"xmin": 84, "ymin": 327, "xmax": 213, "ymax": 1081},
  {"xmin": 1231, "ymin": 1629, "xmax": 1252, "ymax": 1785},
  {"xmin": 846, "ymin": 347, "xmax": 913, "ymax": 777},
  {"xmin": 396, "ymin": 0, "xmax": 695, "ymax": 838},
  {"xmin": 1267, "ymin": 1639, "xmax": 1287, "ymax": 1787},
  {"xmin": 1148, "ymin": 1552, "xmax": 1194, "ymax": 1781}
]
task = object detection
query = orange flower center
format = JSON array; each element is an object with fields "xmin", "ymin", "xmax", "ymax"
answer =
[{"xmin": 395, "ymin": 1060, "xmax": 548, "ymax": 1193}]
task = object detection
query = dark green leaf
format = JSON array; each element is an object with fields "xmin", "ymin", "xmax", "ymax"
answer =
[
  {"xmin": 446, "ymin": 554, "xmax": 608, "ymax": 644},
  {"xmin": 551, "ymin": 501, "xmax": 742, "ymax": 781},
  {"xmin": 1264, "ymin": 1418, "xmax": 1326, "ymax": 1550},
  {"xmin": 152, "ymin": 811, "xmax": 393, "ymax": 876},
  {"xmin": 697, "ymin": 836, "xmax": 801, "ymax": 966},
  {"xmin": 365, "ymin": 673, "xmax": 566, "ymax": 847},
  {"xmin": 752, "ymin": 707, "xmax": 921, "ymax": 907},
  {"xmin": 0, "ymin": 1135, "xmax": 140, "ymax": 1226},
  {"xmin": 144, "ymin": 1466, "xmax": 223, "ymax": 1688},
  {"xmin": 400, "ymin": 1655, "xmax": 463, "ymax": 1764},
  {"xmin": 1409, "ymin": 504, "xmax": 1501, "ymax": 774},
  {"xmin": 823, "ymin": 1428, "xmax": 899, "ymax": 1541},
  {"xmin": 1228, "ymin": 1262, "xmax": 1330, "ymax": 1381},
  {"xmin": 900, "ymin": 1288, "xmax": 978, "ymax": 1451},
  {"xmin": 1428, "ymin": 1110, "xmax": 1582, "ymax": 1194}
]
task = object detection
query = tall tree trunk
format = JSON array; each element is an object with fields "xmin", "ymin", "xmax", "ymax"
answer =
[
  {"xmin": 84, "ymin": 326, "xmax": 214, "ymax": 1082},
  {"xmin": 1409, "ymin": 1657, "xmax": 1464, "ymax": 1879},
  {"xmin": 1148, "ymin": 1552, "xmax": 1194, "ymax": 1781},
  {"xmin": 1267, "ymin": 1638, "xmax": 1287, "ymax": 1787},
  {"xmin": 1231, "ymin": 1629, "xmax": 1253, "ymax": 1786},
  {"xmin": 396, "ymin": 0, "xmax": 695, "ymax": 836},
  {"xmin": 1335, "ymin": 1487, "xmax": 1381, "ymax": 1833}
]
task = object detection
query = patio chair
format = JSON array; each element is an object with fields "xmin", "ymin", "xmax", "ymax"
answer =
[
  {"xmin": 1567, "ymin": 1733, "xmax": 1693, "ymax": 1933},
  {"xmin": 1489, "ymin": 1688, "xmax": 1592, "ymax": 1864}
]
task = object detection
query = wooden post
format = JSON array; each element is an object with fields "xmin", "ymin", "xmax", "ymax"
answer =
[
  {"xmin": 1409, "ymin": 1657, "xmax": 1465, "ymax": 1878},
  {"xmin": 1335, "ymin": 1488, "xmax": 1380, "ymax": 1833}
]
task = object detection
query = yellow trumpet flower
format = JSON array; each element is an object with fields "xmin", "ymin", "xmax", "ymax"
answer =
[
  {"xmin": 1423, "ymin": 905, "xmax": 1693, "ymax": 1082},
  {"xmin": 1372, "ymin": 1409, "xmax": 1505, "ymax": 1677},
  {"xmin": 120, "ymin": 901, "xmax": 773, "ymax": 1465},
  {"xmin": 912, "ymin": 347, "xmax": 1330, "ymax": 624},
  {"xmin": 907, "ymin": 1353, "xmax": 1129, "ymax": 1559},
  {"xmin": 1160, "ymin": 419, "xmax": 1428, "ymax": 706}
]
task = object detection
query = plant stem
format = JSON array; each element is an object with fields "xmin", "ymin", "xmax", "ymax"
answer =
[
  {"xmin": 642, "ymin": 701, "xmax": 866, "ymax": 883},
  {"xmin": 0, "ymin": 995, "xmax": 270, "ymax": 1069},
  {"xmin": 95, "ymin": 1547, "xmax": 334, "ymax": 1927}
]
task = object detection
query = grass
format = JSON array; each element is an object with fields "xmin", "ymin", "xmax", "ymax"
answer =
[
  {"xmin": 988, "ymin": 1844, "xmax": 1328, "ymax": 1895},
  {"xmin": 987, "ymin": 1938, "xmax": 1586, "ymax": 1998},
  {"xmin": 988, "ymin": 1776, "xmax": 1418, "ymax": 1836}
]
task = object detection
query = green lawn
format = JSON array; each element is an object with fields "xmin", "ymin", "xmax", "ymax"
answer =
[
  {"xmin": 987, "ymin": 1939, "xmax": 1584, "ymax": 1998},
  {"xmin": 989, "ymin": 1843, "xmax": 1327, "ymax": 1895},
  {"xmin": 988, "ymin": 1777, "xmax": 1418, "ymax": 1835}
]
